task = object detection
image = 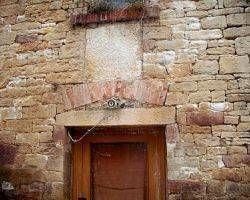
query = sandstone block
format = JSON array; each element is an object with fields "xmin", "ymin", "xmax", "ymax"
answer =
[
  {"xmin": 222, "ymin": 155, "xmax": 245, "ymax": 167},
  {"xmin": 224, "ymin": 0, "xmax": 248, "ymax": 8},
  {"xmin": 179, "ymin": 125, "xmax": 212, "ymax": 134},
  {"xmin": 207, "ymin": 180, "xmax": 225, "ymax": 196},
  {"xmin": 241, "ymin": 116, "xmax": 250, "ymax": 122},
  {"xmin": 212, "ymin": 125, "xmax": 236, "ymax": 132},
  {"xmin": 24, "ymin": 154, "xmax": 48, "ymax": 169},
  {"xmin": 0, "ymin": 32, "xmax": 16, "ymax": 46},
  {"xmin": 208, "ymin": 7, "xmax": 244, "ymax": 16},
  {"xmin": 168, "ymin": 180, "xmax": 205, "ymax": 195},
  {"xmin": 15, "ymin": 35, "xmax": 38, "ymax": 44},
  {"xmin": 186, "ymin": 29, "xmax": 222, "ymax": 40},
  {"xmin": 227, "ymin": 13, "xmax": 247, "ymax": 26},
  {"xmin": 186, "ymin": 110, "xmax": 224, "ymax": 126},
  {"xmin": 0, "ymin": 107, "xmax": 22, "ymax": 120},
  {"xmin": 143, "ymin": 26, "xmax": 171, "ymax": 40},
  {"xmin": 166, "ymin": 92, "xmax": 188, "ymax": 105},
  {"xmin": 201, "ymin": 16, "xmax": 227, "ymax": 29},
  {"xmin": 225, "ymin": 182, "xmax": 240, "ymax": 197},
  {"xmin": 235, "ymin": 36, "xmax": 250, "ymax": 55},
  {"xmin": 169, "ymin": 82, "xmax": 197, "ymax": 92},
  {"xmin": 198, "ymin": 80, "xmax": 227, "ymax": 91},
  {"xmin": 227, "ymin": 94, "xmax": 250, "ymax": 102},
  {"xmin": 193, "ymin": 60, "xmax": 219, "ymax": 75},
  {"xmin": 196, "ymin": 0, "xmax": 217, "ymax": 10},
  {"xmin": 46, "ymin": 156, "xmax": 63, "ymax": 172},
  {"xmin": 143, "ymin": 64, "xmax": 166, "ymax": 79},
  {"xmin": 189, "ymin": 91, "xmax": 211, "ymax": 103},
  {"xmin": 165, "ymin": 124, "xmax": 179, "ymax": 143},
  {"xmin": 22, "ymin": 105, "xmax": 56, "ymax": 119},
  {"xmin": 0, "ymin": 131, "xmax": 15, "ymax": 144},
  {"xmin": 237, "ymin": 122, "xmax": 250, "ymax": 132},
  {"xmin": 212, "ymin": 168, "xmax": 242, "ymax": 182},
  {"xmin": 224, "ymin": 116, "xmax": 239, "ymax": 125},
  {"xmin": 206, "ymin": 47, "xmax": 235, "ymax": 55},
  {"xmin": 44, "ymin": 171, "xmax": 63, "ymax": 183},
  {"xmin": 224, "ymin": 26, "xmax": 250, "ymax": 39},
  {"xmin": 228, "ymin": 146, "xmax": 247, "ymax": 155},
  {"xmin": 46, "ymin": 71, "xmax": 84, "ymax": 84},
  {"xmin": 0, "ymin": 4, "xmax": 22, "ymax": 17},
  {"xmin": 207, "ymin": 147, "xmax": 227, "ymax": 155},
  {"xmin": 4, "ymin": 120, "xmax": 33, "ymax": 132},
  {"xmin": 211, "ymin": 91, "xmax": 226, "ymax": 102},
  {"xmin": 219, "ymin": 55, "xmax": 250, "ymax": 74},
  {"xmin": 156, "ymin": 39, "xmax": 189, "ymax": 51},
  {"xmin": 12, "ymin": 22, "xmax": 40, "ymax": 31},
  {"xmin": 16, "ymin": 133, "xmax": 39, "ymax": 145}
]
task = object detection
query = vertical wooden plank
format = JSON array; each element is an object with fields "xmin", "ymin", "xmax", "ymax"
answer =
[
  {"xmin": 82, "ymin": 142, "xmax": 91, "ymax": 200},
  {"xmin": 72, "ymin": 142, "xmax": 83, "ymax": 200}
]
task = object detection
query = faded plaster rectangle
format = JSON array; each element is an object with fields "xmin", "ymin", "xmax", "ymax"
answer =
[{"xmin": 85, "ymin": 23, "xmax": 142, "ymax": 81}]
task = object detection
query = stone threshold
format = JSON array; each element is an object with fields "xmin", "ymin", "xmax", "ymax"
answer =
[
  {"xmin": 56, "ymin": 107, "xmax": 175, "ymax": 127},
  {"xmin": 70, "ymin": 6, "xmax": 160, "ymax": 26}
]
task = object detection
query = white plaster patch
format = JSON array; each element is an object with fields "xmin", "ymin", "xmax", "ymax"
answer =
[
  {"xmin": 85, "ymin": 23, "xmax": 142, "ymax": 81},
  {"xmin": 210, "ymin": 102, "xmax": 228, "ymax": 112}
]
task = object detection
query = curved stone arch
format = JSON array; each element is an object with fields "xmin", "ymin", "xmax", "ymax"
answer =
[{"xmin": 61, "ymin": 79, "xmax": 168, "ymax": 110}]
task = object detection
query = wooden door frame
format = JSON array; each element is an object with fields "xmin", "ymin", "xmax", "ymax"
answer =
[{"xmin": 71, "ymin": 126, "xmax": 166, "ymax": 200}]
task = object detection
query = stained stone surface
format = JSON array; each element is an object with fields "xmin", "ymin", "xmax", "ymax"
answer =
[{"xmin": 85, "ymin": 23, "xmax": 142, "ymax": 80}]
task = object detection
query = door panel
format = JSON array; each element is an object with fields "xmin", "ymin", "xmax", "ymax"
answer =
[
  {"xmin": 91, "ymin": 143, "xmax": 147, "ymax": 200},
  {"xmin": 71, "ymin": 127, "xmax": 166, "ymax": 200}
]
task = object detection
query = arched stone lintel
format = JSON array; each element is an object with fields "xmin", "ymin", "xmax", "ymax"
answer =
[
  {"xmin": 61, "ymin": 79, "xmax": 168, "ymax": 110},
  {"xmin": 56, "ymin": 107, "xmax": 175, "ymax": 127}
]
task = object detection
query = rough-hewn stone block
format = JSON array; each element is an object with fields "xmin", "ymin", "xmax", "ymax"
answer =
[
  {"xmin": 235, "ymin": 36, "xmax": 250, "ymax": 55},
  {"xmin": 186, "ymin": 29, "xmax": 222, "ymax": 40},
  {"xmin": 224, "ymin": 116, "xmax": 239, "ymax": 125},
  {"xmin": 224, "ymin": 0, "xmax": 248, "ymax": 8},
  {"xmin": 169, "ymin": 82, "xmax": 197, "ymax": 92},
  {"xmin": 166, "ymin": 92, "xmax": 188, "ymax": 105},
  {"xmin": 224, "ymin": 26, "xmax": 250, "ymax": 39},
  {"xmin": 0, "ymin": 32, "xmax": 16, "ymax": 46},
  {"xmin": 186, "ymin": 110, "xmax": 224, "ymax": 126},
  {"xmin": 189, "ymin": 91, "xmax": 211, "ymax": 103},
  {"xmin": 193, "ymin": 60, "xmax": 219, "ymax": 75},
  {"xmin": 198, "ymin": 80, "xmax": 227, "ymax": 91},
  {"xmin": 56, "ymin": 107, "xmax": 176, "ymax": 127},
  {"xmin": 165, "ymin": 124, "xmax": 179, "ymax": 143},
  {"xmin": 227, "ymin": 13, "xmax": 247, "ymax": 26},
  {"xmin": 201, "ymin": 16, "xmax": 227, "ymax": 29},
  {"xmin": 219, "ymin": 55, "xmax": 250, "ymax": 74}
]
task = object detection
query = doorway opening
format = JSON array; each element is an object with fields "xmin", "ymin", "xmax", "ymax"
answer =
[{"xmin": 70, "ymin": 126, "xmax": 166, "ymax": 200}]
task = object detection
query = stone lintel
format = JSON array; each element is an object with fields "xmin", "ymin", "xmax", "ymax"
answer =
[{"xmin": 56, "ymin": 107, "xmax": 175, "ymax": 127}]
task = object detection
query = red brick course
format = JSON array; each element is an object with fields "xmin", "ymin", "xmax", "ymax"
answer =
[
  {"xmin": 61, "ymin": 79, "xmax": 168, "ymax": 110},
  {"xmin": 70, "ymin": 6, "xmax": 160, "ymax": 26}
]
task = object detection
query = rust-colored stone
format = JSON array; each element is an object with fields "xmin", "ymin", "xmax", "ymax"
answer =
[
  {"xmin": 70, "ymin": 6, "xmax": 160, "ymax": 26},
  {"xmin": 15, "ymin": 35, "xmax": 38, "ymax": 44},
  {"xmin": 168, "ymin": 180, "xmax": 205, "ymax": 194},
  {"xmin": 0, "ymin": 144, "xmax": 17, "ymax": 165},
  {"xmin": 186, "ymin": 110, "xmax": 224, "ymax": 126}
]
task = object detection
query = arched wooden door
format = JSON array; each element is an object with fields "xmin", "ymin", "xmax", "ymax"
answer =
[{"xmin": 71, "ymin": 127, "xmax": 166, "ymax": 200}]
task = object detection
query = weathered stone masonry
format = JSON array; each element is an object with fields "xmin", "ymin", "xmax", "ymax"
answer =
[{"xmin": 0, "ymin": 0, "xmax": 250, "ymax": 199}]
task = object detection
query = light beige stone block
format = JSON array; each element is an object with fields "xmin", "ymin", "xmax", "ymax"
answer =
[
  {"xmin": 56, "ymin": 107, "xmax": 176, "ymax": 127},
  {"xmin": 201, "ymin": 16, "xmax": 227, "ymax": 29},
  {"xmin": 219, "ymin": 55, "xmax": 250, "ymax": 74},
  {"xmin": 235, "ymin": 36, "xmax": 250, "ymax": 55}
]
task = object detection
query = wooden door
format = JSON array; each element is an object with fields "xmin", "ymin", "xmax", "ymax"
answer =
[
  {"xmin": 91, "ymin": 143, "xmax": 147, "ymax": 200},
  {"xmin": 72, "ymin": 127, "xmax": 166, "ymax": 200}
]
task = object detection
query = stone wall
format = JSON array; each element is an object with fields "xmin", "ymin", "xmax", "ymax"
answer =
[{"xmin": 0, "ymin": 0, "xmax": 249, "ymax": 199}]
